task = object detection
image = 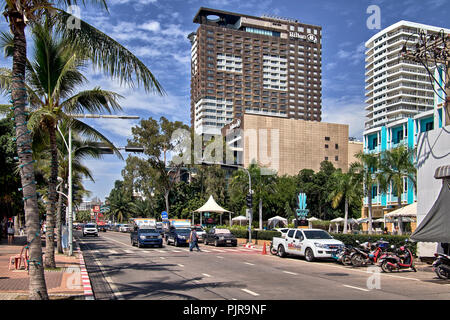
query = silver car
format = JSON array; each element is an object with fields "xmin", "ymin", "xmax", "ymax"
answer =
[{"xmin": 83, "ymin": 223, "xmax": 99, "ymax": 237}]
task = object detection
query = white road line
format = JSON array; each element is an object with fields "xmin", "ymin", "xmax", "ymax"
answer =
[
  {"xmin": 244, "ymin": 262, "xmax": 255, "ymax": 266},
  {"xmin": 201, "ymin": 249, "xmax": 211, "ymax": 252},
  {"xmin": 343, "ymin": 285, "xmax": 370, "ymax": 292},
  {"xmin": 178, "ymin": 264, "xmax": 184, "ymax": 267},
  {"xmin": 109, "ymin": 250, "xmax": 118, "ymax": 254},
  {"xmin": 172, "ymin": 250, "xmax": 182, "ymax": 253},
  {"xmin": 211, "ymin": 249, "xmax": 226, "ymax": 252},
  {"xmin": 160, "ymin": 257, "xmax": 166, "ymax": 260},
  {"xmin": 202, "ymin": 273, "xmax": 212, "ymax": 277},
  {"xmin": 217, "ymin": 256, "xmax": 224, "ymax": 259},
  {"xmin": 241, "ymin": 289, "xmax": 260, "ymax": 296},
  {"xmin": 156, "ymin": 250, "xmax": 165, "ymax": 253},
  {"xmin": 283, "ymin": 271, "xmax": 298, "ymax": 275},
  {"xmin": 124, "ymin": 250, "xmax": 133, "ymax": 254}
]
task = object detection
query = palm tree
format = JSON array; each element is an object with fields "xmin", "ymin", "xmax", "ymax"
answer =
[
  {"xmin": 353, "ymin": 151, "xmax": 380, "ymax": 234},
  {"xmin": 2, "ymin": 0, "xmax": 163, "ymax": 299},
  {"xmin": 107, "ymin": 180, "xmax": 131, "ymax": 224},
  {"xmin": 2, "ymin": 23, "xmax": 125, "ymax": 268},
  {"xmin": 328, "ymin": 166, "xmax": 362, "ymax": 234},
  {"xmin": 378, "ymin": 145, "xmax": 417, "ymax": 235}
]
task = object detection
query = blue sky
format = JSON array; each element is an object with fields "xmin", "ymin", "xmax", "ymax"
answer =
[{"xmin": 1, "ymin": 0, "xmax": 449, "ymax": 201}]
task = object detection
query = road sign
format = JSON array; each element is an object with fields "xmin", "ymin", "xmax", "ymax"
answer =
[{"xmin": 161, "ymin": 211, "xmax": 168, "ymax": 220}]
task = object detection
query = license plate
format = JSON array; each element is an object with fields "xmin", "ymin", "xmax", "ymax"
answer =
[{"xmin": 227, "ymin": 240, "xmax": 231, "ymax": 243}]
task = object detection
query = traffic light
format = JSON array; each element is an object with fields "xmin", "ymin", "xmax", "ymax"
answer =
[
  {"xmin": 125, "ymin": 146, "xmax": 144, "ymax": 153},
  {"xmin": 246, "ymin": 193, "xmax": 253, "ymax": 208}
]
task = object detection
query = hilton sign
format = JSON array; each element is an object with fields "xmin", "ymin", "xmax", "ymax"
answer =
[{"xmin": 289, "ymin": 32, "xmax": 318, "ymax": 43}]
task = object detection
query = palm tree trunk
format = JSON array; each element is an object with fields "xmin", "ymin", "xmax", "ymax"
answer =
[
  {"xmin": 10, "ymin": 10, "xmax": 48, "ymax": 300},
  {"xmin": 44, "ymin": 125, "xmax": 58, "ymax": 268},
  {"xmin": 343, "ymin": 198, "xmax": 348, "ymax": 234},
  {"xmin": 164, "ymin": 190, "xmax": 170, "ymax": 214},
  {"xmin": 367, "ymin": 185, "xmax": 373, "ymax": 234},
  {"xmin": 56, "ymin": 190, "xmax": 63, "ymax": 254},
  {"xmin": 397, "ymin": 192, "xmax": 403, "ymax": 235},
  {"xmin": 259, "ymin": 198, "xmax": 262, "ymax": 230}
]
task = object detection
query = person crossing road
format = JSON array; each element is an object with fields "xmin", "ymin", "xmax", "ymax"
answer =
[{"xmin": 189, "ymin": 226, "xmax": 201, "ymax": 252}]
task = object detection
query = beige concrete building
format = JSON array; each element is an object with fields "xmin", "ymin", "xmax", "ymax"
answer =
[
  {"xmin": 223, "ymin": 114, "xmax": 352, "ymax": 175},
  {"xmin": 348, "ymin": 140, "xmax": 363, "ymax": 166}
]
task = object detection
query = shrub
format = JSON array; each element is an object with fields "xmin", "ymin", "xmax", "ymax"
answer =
[
  {"xmin": 330, "ymin": 233, "xmax": 417, "ymax": 256},
  {"xmin": 204, "ymin": 225, "xmax": 280, "ymax": 240}
]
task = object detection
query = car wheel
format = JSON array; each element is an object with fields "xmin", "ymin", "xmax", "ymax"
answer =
[
  {"xmin": 278, "ymin": 245, "xmax": 286, "ymax": 258},
  {"xmin": 214, "ymin": 240, "xmax": 219, "ymax": 247},
  {"xmin": 305, "ymin": 248, "xmax": 315, "ymax": 262}
]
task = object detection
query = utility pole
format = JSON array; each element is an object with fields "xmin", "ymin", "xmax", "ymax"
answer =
[{"xmin": 58, "ymin": 114, "xmax": 140, "ymax": 256}]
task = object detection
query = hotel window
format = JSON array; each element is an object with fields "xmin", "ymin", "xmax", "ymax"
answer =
[
  {"xmin": 325, "ymin": 137, "xmax": 330, "ymax": 141},
  {"xmin": 335, "ymin": 144, "xmax": 339, "ymax": 149},
  {"xmin": 335, "ymin": 156, "xmax": 339, "ymax": 161}
]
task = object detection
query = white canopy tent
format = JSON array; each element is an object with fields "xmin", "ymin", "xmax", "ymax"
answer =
[
  {"xmin": 383, "ymin": 203, "xmax": 417, "ymax": 235},
  {"xmin": 307, "ymin": 217, "xmax": 321, "ymax": 228},
  {"xmin": 330, "ymin": 217, "xmax": 345, "ymax": 233},
  {"xmin": 193, "ymin": 195, "xmax": 232, "ymax": 226},
  {"xmin": 268, "ymin": 216, "xmax": 288, "ymax": 229},
  {"xmin": 231, "ymin": 215, "xmax": 248, "ymax": 226}
]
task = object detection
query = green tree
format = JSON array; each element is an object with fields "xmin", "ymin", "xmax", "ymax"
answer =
[
  {"xmin": 378, "ymin": 145, "xmax": 416, "ymax": 235},
  {"xmin": 1, "ymin": 0, "xmax": 163, "ymax": 299},
  {"xmin": 328, "ymin": 166, "xmax": 363, "ymax": 234},
  {"xmin": 107, "ymin": 180, "xmax": 132, "ymax": 223},
  {"xmin": 353, "ymin": 152, "xmax": 380, "ymax": 234}
]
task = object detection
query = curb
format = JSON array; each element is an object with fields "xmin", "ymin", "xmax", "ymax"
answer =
[
  {"xmin": 243, "ymin": 243, "xmax": 257, "ymax": 249},
  {"xmin": 75, "ymin": 242, "xmax": 95, "ymax": 300}
]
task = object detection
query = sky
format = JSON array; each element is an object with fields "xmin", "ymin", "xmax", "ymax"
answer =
[{"xmin": 1, "ymin": 0, "xmax": 449, "ymax": 201}]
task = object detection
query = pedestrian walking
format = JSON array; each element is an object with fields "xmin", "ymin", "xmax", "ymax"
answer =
[
  {"xmin": 189, "ymin": 226, "xmax": 201, "ymax": 252},
  {"xmin": 7, "ymin": 220, "xmax": 15, "ymax": 245}
]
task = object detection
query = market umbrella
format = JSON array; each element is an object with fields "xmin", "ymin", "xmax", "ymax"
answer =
[
  {"xmin": 231, "ymin": 215, "xmax": 248, "ymax": 226},
  {"xmin": 194, "ymin": 195, "xmax": 232, "ymax": 226},
  {"xmin": 307, "ymin": 217, "xmax": 321, "ymax": 228},
  {"xmin": 331, "ymin": 217, "xmax": 345, "ymax": 233},
  {"xmin": 268, "ymin": 216, "xmax": 288, "ymax": 229}
]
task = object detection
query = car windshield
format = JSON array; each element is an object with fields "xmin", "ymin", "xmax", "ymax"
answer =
[
  {"xmin": 215, "ymin": 229, "xmax": 231, "ymax": 234},
  {"xmin": 303, "ymin": 230, "xmax": 333, "ymax": 240},
  {"xmin": 85, "ymin": 224, "xmax": 96, "ymax": 228},
  {"xmin": 176, "ymin": 228, "xmax": 191, "ymax": 234},
  {"xmin": 195, "ymin": 227, "xmax": 203, "ymax": 231},
  {"xmin": 140, "ymin": 229, "xmax": 157, "ymax": 233}
]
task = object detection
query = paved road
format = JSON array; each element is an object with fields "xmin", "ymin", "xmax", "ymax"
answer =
[{"xmin": 76, "ymin": 231, "xmax": 450, "ymax": 300}]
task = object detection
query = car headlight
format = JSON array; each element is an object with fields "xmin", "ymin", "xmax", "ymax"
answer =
[
  {"xmin": 178, "ymin": 235, "xmax": 185, "ymax": 239},
  {"xmin": 314, "ymin": 243, "xmax": 326, "ymax": 248},
  {"xmin": 140, "ymin": 236, "xmax": 146, "ymax": 240}
]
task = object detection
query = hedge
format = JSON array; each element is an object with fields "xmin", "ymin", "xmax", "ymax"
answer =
[
  {"xmin": 205, "ymin": 225, "xmax": 281, "ymax": 241},
  {"xmin": 330, "ymin": 233, "xmax": 417, "ymax": 256}
]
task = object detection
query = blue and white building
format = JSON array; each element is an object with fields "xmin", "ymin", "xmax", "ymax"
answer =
[{"xmin": 362, "ymin": 21, "xmax": 450, "ymax": 227}]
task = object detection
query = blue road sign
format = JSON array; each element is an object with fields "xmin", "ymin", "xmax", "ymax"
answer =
[{"xmin": 161, "ymin": 211, "xmax": 168, "ymax": 220}]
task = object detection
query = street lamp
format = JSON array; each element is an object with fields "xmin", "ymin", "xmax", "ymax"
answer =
[{"xmin": 57, "ymin": 114, "xmax": 140, "ymax": 256}]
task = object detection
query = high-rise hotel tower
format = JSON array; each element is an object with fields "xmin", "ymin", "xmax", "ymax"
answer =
[{"xmin": 189, "ymin": 8, "xmax": 322, "ymax": 135}]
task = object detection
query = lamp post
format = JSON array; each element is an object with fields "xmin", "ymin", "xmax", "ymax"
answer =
[{"xmin": 57, "ymin": 114, "xmax": 140, "ymax": 256}]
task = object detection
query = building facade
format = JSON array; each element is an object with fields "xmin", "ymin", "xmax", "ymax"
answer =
[
  {"xmin": 364, "ymin": 21, "xmax": 450, "ymax": 131},
  {"xmin": 222, "ymin": 114, "xmax": 357, "ymax": 176},
  {"xmin": 189, "ymin": 7, "xmax": 322, "ymax": 136}
]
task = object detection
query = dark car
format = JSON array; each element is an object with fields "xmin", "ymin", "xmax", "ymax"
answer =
[
  {"xmin": 166, "ymin": 227, "xmax": 191, "ymax": 247},
  {"xmin": 131, "ymin": 227, "xmax": 163, "ymax": 248},
  {"xmin": 204, "ymin": 228, "xmax": 237, "ymax": 247},
  {"xmin": 98, "ymin": 225, "xmax": 107, "ymax": 232}
]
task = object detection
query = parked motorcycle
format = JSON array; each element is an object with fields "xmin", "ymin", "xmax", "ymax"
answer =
[
  {"xmin": 332, "ymin": 245, "xmax": 354, "ymax": 265},
  {"xmin": 432, "ymin": 252, "xmax": 450, "ymax": 279},
  {"xmin": 351, "ymin": 239, "xmax": 389, "ymax": 267},
  {"xmin": 378, "ymin": 240, "xmax": 417, "ymax": 273},
  {"xmin": 269, "ymin": 241, "xmax": 278, "ymax": 255}
]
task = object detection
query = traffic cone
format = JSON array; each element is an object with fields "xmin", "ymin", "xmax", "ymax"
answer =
[{"xmin": 262, "ymin": 242, "xmax": 267, "ymax": 255}]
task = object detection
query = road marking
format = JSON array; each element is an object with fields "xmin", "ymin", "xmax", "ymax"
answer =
[
  {"xmin": 109, "ymin": 250, "xmax": 118, "ymax": 254},
  {"xmin": 156, "ymin": 250, "xmax": 165, "ymax": 253},
  {"xmin": 178, "ymin": 264, "xmax": 184, "ymax": 267},
  {"xmin": 343, "ymin": 285, "xmax": 370, "ymax": 292},
  {"xmin": 201, "ymin": 249, "xmax": 211, "ymax": 252},
  {"xmin": 211, "ymin": 249, "xmax": 226, "ymax": 252},
  {"xmin": 283, "ymin": 271, "xmax": 298, "ymax": 275},
  {"xmin": 202, "ymin": 273, "xmax": 212, "ymax": 277},
  {"xmin": 172, "ymin": 250, "xmax": 182, "ymax": 253},
  {"xmin": 241, "ymin": 289, "xmax": 260, "ymax": 296},
  {"xmin": 244, "ymin": 262, "xmax": 255, "ymax": 266},
  {"xmin": 217, "ymin": 256, "xmax": 224, "ymax": 259},
  {"xmin": 160, "ymin": 257, "xmax": 166, "ymax": 260},
  {"xmin": 124, "ymin": 249, "xmax": 133, "ymax": 254}
]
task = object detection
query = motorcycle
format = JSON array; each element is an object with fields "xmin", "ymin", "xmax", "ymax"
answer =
[
  {"xmin": 269, "ymin": 241, "xmax": 278, "ymax": 255},
  {"xmin": 378, "ymin": 240, "xmax": 417, "ymax": 273},
  {"xmin": 351, "ymin": 239, "xmax": 389, "ymax": 267},
  {"xmin": 432, "ymin": 252, "xmax": 450, "ymax": 279},
  {"xmin": 332, "ymin": 245, "xmax": 354, "ymax": 266}
]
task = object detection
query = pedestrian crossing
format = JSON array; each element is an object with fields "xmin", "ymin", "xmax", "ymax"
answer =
[{"xmin": 96, "ymin": 245, "xmax": 262, "ymax": 256}]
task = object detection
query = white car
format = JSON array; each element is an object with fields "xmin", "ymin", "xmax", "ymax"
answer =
[
  {"xmin": 273, "ymin": 228, "xmax": 289, "ymax": 238},
  {"xmin": 272, "ymin": 228, "xmax": 344, "ymax": 262},
  {"xmin": 83, "ymin": 223, "xmax": 99, "ymax": 237}
]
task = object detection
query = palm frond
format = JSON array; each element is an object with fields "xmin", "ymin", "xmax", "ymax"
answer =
[
  {"xmin": 0, "ymin": 67, "xmax": 11, "ymax": 95},
  {"xmin": 55, "ymin": 10, "xmax": 164, "ymax": 95},
  {"xmin": 61, "ymin": 87, "xmax": 123, "ymax": 114}
]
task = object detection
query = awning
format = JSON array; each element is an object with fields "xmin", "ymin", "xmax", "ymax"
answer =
[
  {"xmin": 268, "ymin": 216, "xmax": 288, "ymax": 227},
  {"xmin": 384, "ymin": 203, "xmax": 417, "ymax": 218},
  {"xmin": 434, "ymin": 165, "xmax": 450, "ymax": 179},
  {"xmin": 231, "ymin": 216, "xmax": 248, "ymax": 221},
  {"xmin": 411, "ymin": 179, "xmax": 450, "ymax": 243}
]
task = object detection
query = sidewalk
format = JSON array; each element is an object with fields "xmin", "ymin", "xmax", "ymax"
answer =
[{"xmin": 0, "ymin": 235, "xmax": 90, "ymax": 300}]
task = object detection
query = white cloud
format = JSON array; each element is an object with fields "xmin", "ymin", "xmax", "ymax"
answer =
[
  {"xmin": 322, "ymin": 96, "xmax": 366, "ymax": 139},
  {"xmin": 139, "ymin": 21, "xmax": 161, "ymax": 32},
  {"xmin": 336, "ymin": 42, "xmax": 366, "ymax": 65}
]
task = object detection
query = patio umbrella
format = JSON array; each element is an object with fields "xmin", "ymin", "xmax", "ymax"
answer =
[
  {"xmin": 331, "ymin": 217, "xmax": 345, "ymax": 232},
  {"xmin": 268, "ymin": 216, "xmax": 288, "ymax": 228},
  {"xmin": 307, "ymin": 217, "xmax": 321, "ymax": 228},
  {"xmin": 231, "ymin": 215, "xmax": 248, "ymax": 226}
]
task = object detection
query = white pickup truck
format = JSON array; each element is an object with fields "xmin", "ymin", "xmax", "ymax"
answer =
[{"xmin": 272, "ymin": 228, "xmax": 345, "ymax": 262}]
